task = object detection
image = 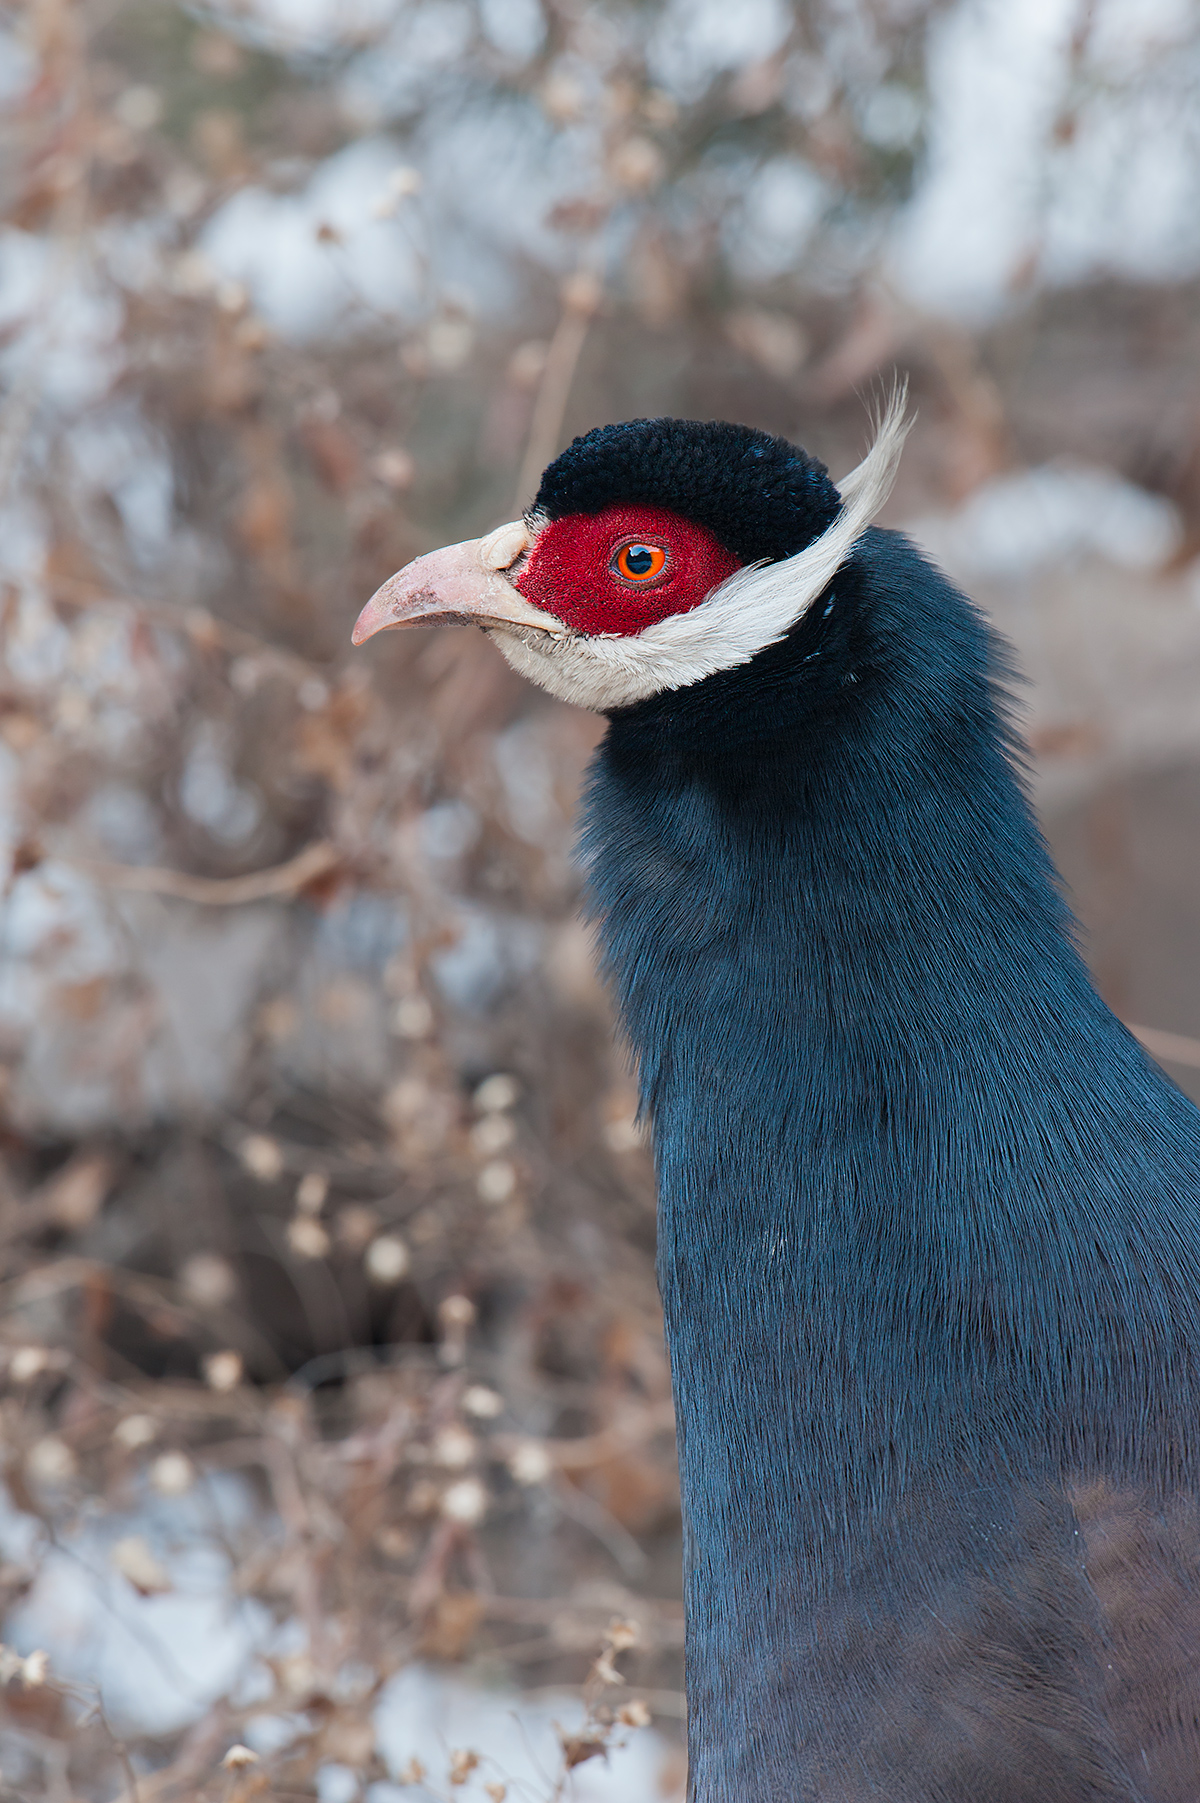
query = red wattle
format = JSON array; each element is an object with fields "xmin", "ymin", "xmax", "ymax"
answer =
[{"xmin": 513, "ymin": 504, "xmax": 742, "ymax": 637}]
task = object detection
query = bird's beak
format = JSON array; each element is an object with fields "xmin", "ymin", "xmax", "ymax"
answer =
[{"xmin": 351, "ymin": 520, "xmax": 566, "ymax": 646}]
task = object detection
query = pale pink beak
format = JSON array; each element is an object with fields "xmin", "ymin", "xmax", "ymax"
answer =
[{"xmin": 351, "ymin": 521, "xmax": 565, "ymax": 646}]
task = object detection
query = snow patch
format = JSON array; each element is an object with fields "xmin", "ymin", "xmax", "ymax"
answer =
[
  {"xmin": 478, "ymin": 0, "xmax": 546, "ymax": 61},
  {"xmin": 891, "ymin": 0, "xmax": 1200, "ymax": 318},
  {"xmin": 909, "ymin": 463, "xmax": 1182, "ymax": 582},
  {"xmin": 202, "ymin": 139, "xmax": 425, "ymax": 340},
  {"xmin": 373, "ymin": 1664, "xmax": 674, "ymax": 1800},
  {"xmin": 2, "ymin": 1478, "xmax": 272, "ymax": 1738},
  {"xmin": 722, "ymin": 156, "xmax": 828, "ymax": 282},
  {"xmin": 430, "ymin": 906, "xmax": 542, "ymax": 1012},
  {"xmin": 647, "ymin": 0, "xmax": 792, "ymax": 101}
]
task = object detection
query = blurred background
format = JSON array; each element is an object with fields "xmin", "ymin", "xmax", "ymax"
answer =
[{"xmin": 0, "ymin": 0, "xmax": 1199, "ymax": 1795}]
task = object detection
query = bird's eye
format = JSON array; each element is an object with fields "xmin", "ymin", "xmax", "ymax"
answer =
[{"xmin": 613, "ymin": 542, "xmax": 667, "ymax": 583}]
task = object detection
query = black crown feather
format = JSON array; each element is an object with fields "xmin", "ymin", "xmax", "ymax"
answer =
[{"xmin": 531, "ymin": 418, "xmax": 841, "ymax": 566}]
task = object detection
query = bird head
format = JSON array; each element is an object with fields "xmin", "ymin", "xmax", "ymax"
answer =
[{"xmin": 352, "ymin": 396, "xmax": 909, "ymax": 712}]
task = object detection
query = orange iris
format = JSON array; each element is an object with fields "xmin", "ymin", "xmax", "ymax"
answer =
[{"xmin": 613, "ymin": 541, "xmax": 668, "ymax": 583}]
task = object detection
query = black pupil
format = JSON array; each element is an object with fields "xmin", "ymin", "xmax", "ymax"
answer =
[{"xmin": 625, "ymin": 545, "xmax": 655, "ymax": 576}]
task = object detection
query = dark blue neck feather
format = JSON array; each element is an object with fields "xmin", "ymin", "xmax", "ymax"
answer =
[{"xmin": 581, "ymin": 529, "xmax": 1200, "ymax": 1798}]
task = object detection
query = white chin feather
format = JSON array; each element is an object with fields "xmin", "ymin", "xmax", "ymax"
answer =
[{"xmin": 491, "ymin": 388, "xmax": 912, "ymax": 713}]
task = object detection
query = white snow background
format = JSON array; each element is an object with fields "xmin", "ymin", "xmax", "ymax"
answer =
[{"xmin": 0, "ymin": 1473, "xmax": 676, "ymax": 1799}]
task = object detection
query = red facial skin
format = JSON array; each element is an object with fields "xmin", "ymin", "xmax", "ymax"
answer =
[{"xmin": 512, "ymin": 504, "xmax": 742, "ymax": 636}]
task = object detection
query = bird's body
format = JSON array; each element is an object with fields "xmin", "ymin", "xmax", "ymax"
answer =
[
  {"xmin": 587, "ymin": 525, "xmax": 1200, "ymax": 1799},
  {"xmin": 354, "ymin": 407, "xmax": 1200, "ymax": 1799}
]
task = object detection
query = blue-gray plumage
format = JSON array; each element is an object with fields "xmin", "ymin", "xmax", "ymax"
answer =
[{"xmin": 356, "ymin": 416, "xmax": 1200, "ymax": 1800}]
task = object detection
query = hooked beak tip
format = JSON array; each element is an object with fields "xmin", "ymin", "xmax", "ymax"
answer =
[
  {"xmin": 349, "ymin": 595, "xmax": 399, "ymax": 647},
  {"xmin": 351, "ymin": 531, "xmax": 565, "ymax": 648}
]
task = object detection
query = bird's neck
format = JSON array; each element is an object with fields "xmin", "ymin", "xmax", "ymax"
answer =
[
  {"xmin": 582, "ymin": 534, "xmax": 1200, "ymax": 1779},
  {"xmin": 589, "ymin": 582, "xmax": 1101, "ymax": 1454},
  {"xmin": 587, "ymin": 537, "xmax": 1120, "ymax": 1321}
]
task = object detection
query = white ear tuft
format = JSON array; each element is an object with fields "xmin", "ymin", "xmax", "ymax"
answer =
[
  {"xmin": 619, "ymin": 382, "xmax": 913, "ymax": 691},
  {"xmin": 835, "ymin": 379, "xmax": 912, "ymax": 511}
]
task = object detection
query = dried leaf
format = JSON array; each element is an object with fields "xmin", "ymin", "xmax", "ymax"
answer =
[
  {"xmin": 111, "ymin": 1535, "xmax": 172, "ymax": 1596},
  {"xmin": 33, "ymin": 1150, "xmax": 113, "ymax": 1230},
  {"xmin": 560, "ymin": 1732, "xmax": 608, "ymax": 1770},
  {"xmin": 421, "ymin": 1592, "xmax": 484, "ymax": 1661}
]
